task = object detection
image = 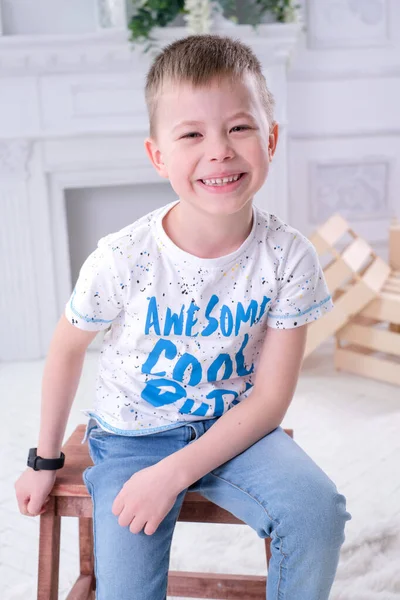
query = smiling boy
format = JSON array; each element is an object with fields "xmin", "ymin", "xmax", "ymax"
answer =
[{"xmin": 16, "ymin": 34, "xmax": 350, "ymax": 600}]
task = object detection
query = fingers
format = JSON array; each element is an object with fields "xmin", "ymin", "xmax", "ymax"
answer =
[
  {"xmin": 143, "ymin": 521, "xmax": 157, "ymax": 536},
  {"xmin": 111, "ymin": 492, "xmax": 124, "ymax": 517},
  {"xmin": 27, "ymin": 497, "xmax": 44, "ymax": 517},
  {"xmin": 18, "ymin": 496, "xmax": 50, "ymax": 517},
  {"xmin": 17, "ymin": 496, "xmax": 30, "ymax": 516},
  {"xmin": 117, "ymin": 507, "xmax": 133, "ymax": 528}
]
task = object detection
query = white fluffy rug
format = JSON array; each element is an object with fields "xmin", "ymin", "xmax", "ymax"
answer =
[{"xmin": 331, "ymin": 517, "xmax": 400, "ymax": 599}]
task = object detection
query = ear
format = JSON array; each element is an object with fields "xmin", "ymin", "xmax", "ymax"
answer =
[
  {"xmin": 268, "ymin": 122, "xmax": 279, "ymax": 161},
  {"xmin": 144, "ymin": 137, "xmax": 169, "ymax": 179}
]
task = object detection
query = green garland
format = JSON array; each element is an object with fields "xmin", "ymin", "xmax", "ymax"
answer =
[
  {"xmin": 255, "ymin": 0, "xmax": 300, "ymax": 24},
  {"xmin": 128, "ymin": 0, "xmax": 299, "ymax": 52},
  {"xmin": 128, "ymin": 0, "xmax": 186, "ymax": 51}
]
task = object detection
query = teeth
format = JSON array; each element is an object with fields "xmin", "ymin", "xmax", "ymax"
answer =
[{"xmin": 202, "ymin": 174, "xmax": 241, "ymax": 186}]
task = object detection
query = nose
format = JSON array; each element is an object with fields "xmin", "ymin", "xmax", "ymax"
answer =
[{"xmin": 207, "ymin": 133, "xmax": 235, "ymax": 163}]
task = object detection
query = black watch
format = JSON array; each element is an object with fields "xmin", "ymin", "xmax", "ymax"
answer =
[{"xmin": 27, "ymin": 448, "xmax": 65, "ymax": 471}]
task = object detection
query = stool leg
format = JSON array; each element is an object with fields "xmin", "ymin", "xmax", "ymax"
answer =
[
  {"xmin": 264, "ymin": 538, "xmax": 272, "ymax": 570},
  {"xmin": 79, "ymin": 517, "xmax": 95, "ymax": 594},
  {"xmin": 38, "ymin": 496, "xmax": 61, "ymax": 600}
]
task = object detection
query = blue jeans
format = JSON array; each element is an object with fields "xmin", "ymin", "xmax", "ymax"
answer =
[{"xmin": 83, "ymin": 418, "xmax": 351, "ymax": 599}]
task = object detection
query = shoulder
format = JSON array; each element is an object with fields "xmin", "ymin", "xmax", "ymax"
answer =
[{"xmin": 255, "ymin": 207, "xmax": 317, "ymax": 263}]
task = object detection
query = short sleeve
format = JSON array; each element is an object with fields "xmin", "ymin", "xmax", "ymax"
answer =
[
  {"xmin": 65, "ymin": 240, "xmax": 125, "ymax": 331},
  {"xmin": 267, "ymin": 234, "xmax": 334, "ymax": 329}
]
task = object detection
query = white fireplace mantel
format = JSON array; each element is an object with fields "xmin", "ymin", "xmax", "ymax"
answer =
[{"xmin": 0, "ymin": 23, "xmax": 301, "ymax": 360}]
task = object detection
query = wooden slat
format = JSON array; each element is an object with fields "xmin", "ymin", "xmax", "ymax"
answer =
[
  {"xmin": 314, "ymin": 214, "xmax": 351, "ymax": 246},
  {"xmin": 341, "ymin": 237, "xmax": 373, "ymax": 272},
  {"xmin": 264, "ymin": 538, "xmax": 272, "ymax": 567},
  {"xmin": 361, "ymin": 297, "xmax": 400, "ymax": 324},
  {"xmin": 167, "ymin": 571, "xmax": 266, "ymax": 599},
  {"xmin": 381, "ymin": 291, "xmax": 400, "ymax": 300},
  {"xmin": 38, "ymin": 497, "xmax": 61, "ymax": 600},
  {"xmin": 383, "ymin": 281, "xmax": 400, "ymax": 294},
  {"xmin": 56, "ymin": 496, "xmax": 92, "ymax": 518},
  {"xmin": 335, "ymin": 347, "xmax": 400, "ymax": 386},
  {"xmin": 309, "ymin": 232, "xmax": 332, "ymax": 255},
  {"xmin": 178, "ymin": 498, "xmax": 244, "ymax": 524},
  {"xmin": 389, "ymin": 221, "xmax": 400, "ymax": 271},
  {"xmin": 305, "ymin": 303, "xmax": 349, "ymax": 357},
  {"xmin": 334, "ymin": 279, "xmax": 376, "ymax": 317},
  {"xmin": 66, "ymin": 574, "xmax": 94, "ymax": 600},
  {"xmin": 362, "ymin": 256, "xmax": 391, "ymax": 293},
  {"xmin": 52, "ymin": 427, "xmax": 91, "ymax": 497},
  {"xmin": 385, "ymin": 274, "xmax": 400, "ymax": 284},
  {"xmin": 337, "ymin": 323, "xmax": 400, "ymax": 356},
  {"xmin": 352, "ymin": 314, "xmax": 381, "ymax": 327},
  {"xmin": 79, "ymin": 518, "xmax": 94, "ymax": 576},
  {"xmin": 323, "ymin": 258, "xmax": 353, "ymax": 294},
  {"xmin": 305, "ymin": 279, "xmax": 376, "ymax": 357}
]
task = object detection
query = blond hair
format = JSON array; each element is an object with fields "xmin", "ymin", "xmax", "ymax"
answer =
[{"xmin": 144, "ymin": 34, "xmax": 275, "ymax": 140}]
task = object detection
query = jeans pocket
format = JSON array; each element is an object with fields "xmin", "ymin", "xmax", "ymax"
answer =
[
  {"xmin": 90, "ymin": 425, "xmax": 112, "ymax": 438},
  {"xmin": 87, "ymin": 427, "xmax": 116, "ymax": 464}
]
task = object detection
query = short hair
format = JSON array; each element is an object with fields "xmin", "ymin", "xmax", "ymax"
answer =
[{"xmin": 144, "ymin": 34, "xmax": 275, "ymax": 140}]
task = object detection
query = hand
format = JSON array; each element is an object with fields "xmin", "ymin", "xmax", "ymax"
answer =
[
  {"xmin": 15, "ymin": 468, "xmax": 57, "ymax": 516},
  {"xmin": 112, "ymin": 462, "xmax": 181, "ymax": 536}
]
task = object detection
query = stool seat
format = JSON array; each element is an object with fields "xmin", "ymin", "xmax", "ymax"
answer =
[{"xmin": 38, "ymin": 424, "xmax": 293, "ymax": 600}]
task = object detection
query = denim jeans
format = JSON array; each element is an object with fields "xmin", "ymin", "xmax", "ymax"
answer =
[{"xmin": 83, "ymin": 418, "xmax": 351, "ymax": 600}]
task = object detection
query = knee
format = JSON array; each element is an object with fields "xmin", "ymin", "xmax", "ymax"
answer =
[{"xmin": 294, "ymin": 477, "xmax": 351, "ymax": 547}]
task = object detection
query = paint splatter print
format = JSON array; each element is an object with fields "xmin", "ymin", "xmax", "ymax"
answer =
[{"xmin": 65, "ymin": 200, "xmax": 333, "ymax": 436}]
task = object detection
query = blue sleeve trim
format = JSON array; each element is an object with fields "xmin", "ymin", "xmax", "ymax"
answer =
[
  {"xmin": 268, "ymin": 295, "xmax": 332, "ymax": 320},
  {"xmin": 69, "ymin": 289, "xmax": 114, "ymax": 324}
]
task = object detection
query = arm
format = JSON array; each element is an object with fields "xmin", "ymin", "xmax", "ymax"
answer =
[
  {"xmin": 163, "ymin": 324, "xmax": 307, "ymax": 491},
  {"xmin": 36, "ymin": 314, "xmax": 99, "ymax": 458},
  {"xmin": 15, "ymin": 315, "xmax": 99, "ymax": 516}
]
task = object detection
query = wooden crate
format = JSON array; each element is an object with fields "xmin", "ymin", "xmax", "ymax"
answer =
[
  {"xmin": 335, "ymin": 272, "xmax": 400, "ymax": 386},
  {"xmin": 305, "ymin": 215, "xmax": 390, "ymax": 357},
  {"xmin": 306, "ymin": 213, "xmax": 400, "ymax": 386}
]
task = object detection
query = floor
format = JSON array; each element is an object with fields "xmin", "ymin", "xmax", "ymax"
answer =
[{"xmin": 2, "ymin": 341, "xmax": 400, "ymax": 599}]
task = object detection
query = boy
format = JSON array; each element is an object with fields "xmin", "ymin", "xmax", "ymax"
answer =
[{"xmin": 16, "ymin": 34, "xmax": 351, "ymax": 599}]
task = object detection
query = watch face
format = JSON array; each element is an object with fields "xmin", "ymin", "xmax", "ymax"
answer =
[{"xmin": 27, "ymin": 449, "xmax": 34, "ymax": 468}]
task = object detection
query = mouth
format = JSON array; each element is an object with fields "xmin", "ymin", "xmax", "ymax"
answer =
[
  {"xmin": 199, "ymin": 173, "xmax": 246, "ymax": 187},
  {"xmin": 197, "ymin": 172, "xmax": 247, "ymax": 193}
]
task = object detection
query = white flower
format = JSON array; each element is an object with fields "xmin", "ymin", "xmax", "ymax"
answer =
[{"xmin": 183, "ymin": 0, "xmax": 212, "ymax": 34}]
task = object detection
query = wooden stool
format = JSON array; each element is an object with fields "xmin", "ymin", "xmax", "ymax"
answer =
[{"xmin": 38, "ymin": 424, "xmax": 293, "ymax": 600}]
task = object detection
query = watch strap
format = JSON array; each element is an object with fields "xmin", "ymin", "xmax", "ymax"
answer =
[{"xmin": 27, "ymin": 448, "xmax": 65, "ymax": 471}]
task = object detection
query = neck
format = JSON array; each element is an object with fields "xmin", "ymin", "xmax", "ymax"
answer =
[{"xmin": 163, "ymin": 200, "xmax": 254, "ymax": 259}]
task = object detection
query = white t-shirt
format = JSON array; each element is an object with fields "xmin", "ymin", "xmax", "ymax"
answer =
[{"xmin": 65, "ymin": 200, "xmax": 333, "ymax": 437}]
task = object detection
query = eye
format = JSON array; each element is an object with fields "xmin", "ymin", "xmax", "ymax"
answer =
[
  {"xmin": 231, "ymin": 125, "xmax": 251, "ymax": 132},
  {"xmin": 181, "ymin": 132, "xmax": 201, "ymax": 139}
]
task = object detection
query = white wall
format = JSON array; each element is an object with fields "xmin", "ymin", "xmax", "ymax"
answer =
[
  {"xmin": 1, "ymin": 0, "xmax": 399, "ymax": 360},
  {"xmin": 66, "ymin": 183, "xmax": 175, "ymax": 286},
  {"xmin": 287, "ymin": 0, "xmax": 400, "ymax": 259}
]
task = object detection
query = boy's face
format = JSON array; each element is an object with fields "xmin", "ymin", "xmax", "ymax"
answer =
[{"xmin": 144, "ymin": 73, "xmax": 278, "ymax": 218}]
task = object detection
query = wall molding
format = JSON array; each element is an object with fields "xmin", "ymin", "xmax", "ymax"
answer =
[
  {"xmin": 309, "ymin": 157, "xmax": 391, "ymax": 225},
  {"xmin": 0, "ymin": 23, "xmax": 301, "ymax": 76},
  {"xmin": 290, "ymin": 128, "xmax": 400, "ymax": 141},
  {"xmin": 289, "ymin": 64, "xmax": 400, "ymax": 82},
  {"xmin": 307, "ymin": 0, "xmax": 389, "ymax": 49},
  {"xmin": 0, "ymin": 139, "xmax": 32, "ymax": 179}
]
